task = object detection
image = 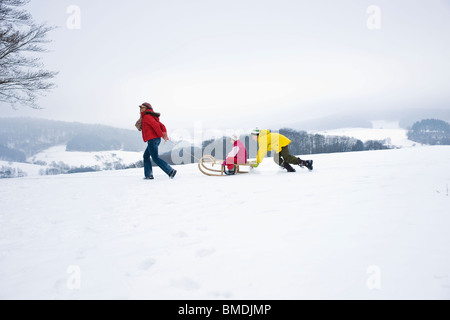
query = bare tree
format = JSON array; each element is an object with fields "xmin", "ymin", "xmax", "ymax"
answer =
[{"xmin": 0, "ymin": 0, "xmax": 58, "ymax": 108}]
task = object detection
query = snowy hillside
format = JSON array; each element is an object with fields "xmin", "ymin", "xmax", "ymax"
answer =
[
  {"xmin": 1, "ymin": 146, "xmax": 450, "ymax": 299},
  {"xmin": 314, "ymin": 121, "xmax": 416, "ymax": 148}
]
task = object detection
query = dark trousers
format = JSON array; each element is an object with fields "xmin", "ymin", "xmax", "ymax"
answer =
[
  {"xmin": 143, "ymin": 138, "xmax": 173, "ymax": 177},
  {"xmin": 273, "ymin": 146, "xmax": 299, "ymax": 166}
]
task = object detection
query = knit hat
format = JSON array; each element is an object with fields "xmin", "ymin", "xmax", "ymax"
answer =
[
  {"xmin": 141, "ymin": 102, "xmax": 153, "ymax": 110},
  {"xmin": 231, "ymin": 133, "xmax": 240, "ymax": 141},
  {"xmin": 251, "ymin": 128, "xmax": 261, "ymax": 136}
]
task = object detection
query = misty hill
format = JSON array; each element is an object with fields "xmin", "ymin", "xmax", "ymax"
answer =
[{"xmin": 0, "ymin": 117, "xmax": 145, "ymax": 161}]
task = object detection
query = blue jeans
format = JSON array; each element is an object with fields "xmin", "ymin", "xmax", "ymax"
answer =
[{"xmin": 143, "ymin": 138, "xmax": 173, "ymax": 177}]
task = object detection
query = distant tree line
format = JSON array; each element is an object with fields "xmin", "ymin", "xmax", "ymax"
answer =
[
  {"xmin": 278, "ymin": 128, "xmax": 389, "ymax": 154},
  {"xmin": 0, "ymin": 165, "xmax": 27, "ymax": 179},
  {"xmin": 407, "ymin": 119, "xmax": 450, "ymax": 145},
  {"xmin": 38, "ymin": 160, "xmax": 143, "ymax": 176}
]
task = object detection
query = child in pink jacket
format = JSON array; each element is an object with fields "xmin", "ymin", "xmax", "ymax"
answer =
[{"xmin": 223, "ymin": 134, "xmax": 248, "ymax": 175}]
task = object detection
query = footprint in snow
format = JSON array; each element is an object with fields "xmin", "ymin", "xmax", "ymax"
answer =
[
  {"xmin": 139, "ymin": 258, "xmax": 156, "ymax": 270},
  {"xmin": 196, "ymin": 248, "xmax": 215, "ymax": 258},
  {"xmin": 173, "ymin": 231, "xmax": 188, "ymax": 238},
  {"xmin": 170, "ymin": 277, "xmax": 199, "ymax": 291}
]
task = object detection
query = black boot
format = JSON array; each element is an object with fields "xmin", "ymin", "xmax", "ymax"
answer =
[
  {"xmin": 169, "ymin": 169, "xmax": 177, "ymax": 179},
  {"xmin": 298, "ymin": 159, "xmax": 313, "ymax": 171},
  {"xmin": 224, "ymin": 166, "xmax": 236, "ymax": 175},
  {"xmin": 280, "ymin": 160, "xmax": 296, "ymax": 172}
]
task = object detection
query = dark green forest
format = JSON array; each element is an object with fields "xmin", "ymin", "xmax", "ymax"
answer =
[{"xmin": 407, "ymin": 119, "xmax": 450, "ymax": 145}]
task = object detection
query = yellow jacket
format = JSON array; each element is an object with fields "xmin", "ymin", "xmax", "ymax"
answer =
[{"xmin": 256, "ymin": 130, "xmax": 291, "ymax": 163}]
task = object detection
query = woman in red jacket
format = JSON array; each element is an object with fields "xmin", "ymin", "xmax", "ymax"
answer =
[{"xmin": 138, "ymin": 103, "xmax": 176, "ymax": 180}]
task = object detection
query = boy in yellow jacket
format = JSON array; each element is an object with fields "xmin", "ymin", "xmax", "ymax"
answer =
[{"xmin": 251, "ymin": 128, "xmax": 313, "ymax": 172}]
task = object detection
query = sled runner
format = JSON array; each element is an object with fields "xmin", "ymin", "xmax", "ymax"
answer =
[{"xmin": 198, "ymin": 155, "xmax": 256, "ymax": 177}]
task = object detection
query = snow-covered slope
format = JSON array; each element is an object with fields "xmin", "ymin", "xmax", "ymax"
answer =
[
  {"xmin": 1, "ymin": 146, "xmax": 449, "ymax": 299},
  {"xmin": 314, "ymin": 121, "xmax": 416, "ymax": 148}
]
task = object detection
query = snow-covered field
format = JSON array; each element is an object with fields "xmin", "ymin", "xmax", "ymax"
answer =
[
  {"xmin": 29, "ymin": 145, "xmax": 143, "ymax": 167},
  {"xmin": 1, "ymin": 146, "xmax": 450, "ymax": 300}
]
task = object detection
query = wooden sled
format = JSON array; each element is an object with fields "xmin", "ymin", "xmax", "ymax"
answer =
[{"xmin": 198, "ymin": 155, "xmax": 257, "ymax": 177}]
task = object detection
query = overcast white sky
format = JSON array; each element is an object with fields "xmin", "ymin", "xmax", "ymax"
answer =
[{"xmin": 1, "ymin": 0, "xmax": 450, "ymax": 131}]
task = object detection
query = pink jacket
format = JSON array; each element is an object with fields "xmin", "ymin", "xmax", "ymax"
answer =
[{"xmin": 224, "ymin": 140, "xmax": 248, "ymax": 166}]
